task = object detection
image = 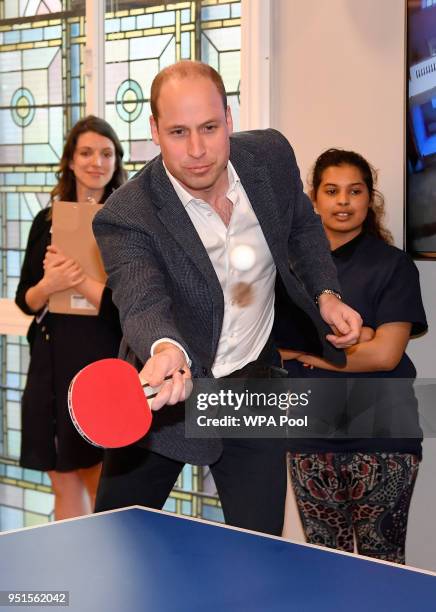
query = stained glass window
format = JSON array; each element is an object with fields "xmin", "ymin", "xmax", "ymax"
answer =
[
  {"xmin": 0, "ymin": 0, "xmax": 239, "ymax": 531},
  {"xmin": 0, "ymin": 0, "xmax": 86, "ymax": 530},
  {"xmin": 0, "ymin": 1, "xmax": 86, "ymax": 294},
  {"xmin": 201, "ymin": 1, "xmax": 241, "ymax": 139},
  {"xmin": 0, "ymin": 0, "xmax": 63, "ymax": 20},
  {"xmin": 105, "ymin": 0, "xmax": 241, "ymax": 163}
]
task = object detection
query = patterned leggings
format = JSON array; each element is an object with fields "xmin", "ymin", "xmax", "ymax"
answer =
[{"xmin": 288, "ymin": 452, "xmax": 419, "ymax": 564}]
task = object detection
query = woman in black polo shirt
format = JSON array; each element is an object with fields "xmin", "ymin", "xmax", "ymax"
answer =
[{"xmin": 274, "ymin": 149, "xmax": 427, "ymax": 564}]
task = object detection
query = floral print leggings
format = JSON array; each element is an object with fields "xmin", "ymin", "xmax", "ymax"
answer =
[{"xmin": 288, "ymin": 452, "xmax": 419, "ymax": 564}]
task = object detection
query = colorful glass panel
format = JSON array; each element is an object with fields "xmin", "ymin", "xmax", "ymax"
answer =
[
  {"xmin": 0, "ymin": 0, "xmax": 63, "ymax": 20},
  {"xmin": 105, "ymin": 2, "xmax": 194, "ymax": 162},
  {"xmin": 0, "ymin": 4, "xmax": 86, "ymax": 530},
  {"xmin": 105, "ymin": 0, "xmax": 240, "ymax": 163}
]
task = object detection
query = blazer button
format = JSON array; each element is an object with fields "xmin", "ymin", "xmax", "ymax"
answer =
[{"xmin": 201, "ymin": 367, "xmax": 208, "ymax": 376}]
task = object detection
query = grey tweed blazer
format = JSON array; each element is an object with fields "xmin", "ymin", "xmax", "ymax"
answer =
[{"xmin": 93, "ymin": 129, "xmax": 344, "ymax": 464}]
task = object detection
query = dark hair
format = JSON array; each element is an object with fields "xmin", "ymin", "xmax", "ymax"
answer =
[
  {"xmin": 150, "ymin": 60, "xmax": 227, "ymax": 123},
  {"xmin": 308, "ymin": 148, "xmax": 393, "ymax": 244},
  {"xmin": 49, "ymin": 115, "xmax": 127, "ymax": 214}
]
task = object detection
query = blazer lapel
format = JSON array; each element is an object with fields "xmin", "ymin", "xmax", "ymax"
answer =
[
  {"xmin": 150, "ymin": 160, "xmax": 224, "ymax": 352},
  {"xmin": 230, "ymin": 141, "xmax": 285, "ymax": 266}
]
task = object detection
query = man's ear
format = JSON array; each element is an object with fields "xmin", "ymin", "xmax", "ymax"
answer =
[
  {"xmin": 150, "ymin": 115, "xmax": 160, "ymax": 146},
  {"xmin": 225, "ymin": 106, "xmax": 233, "ymax": 135}
]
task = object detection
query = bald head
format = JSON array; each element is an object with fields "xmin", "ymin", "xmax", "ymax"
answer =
[{"xmin": 150, "ymin": 60, "xmax": 227, "ymax": 124}]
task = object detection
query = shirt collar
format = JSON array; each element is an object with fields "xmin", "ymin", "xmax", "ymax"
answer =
[{"xmin": 163, "ymin": 160, "xmax": 240, "ymax": 208}]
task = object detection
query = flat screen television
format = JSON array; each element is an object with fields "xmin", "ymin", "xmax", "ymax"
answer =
[{"xmin": 407, "ymin": 0, "xmax": 436, "ymax": 258}]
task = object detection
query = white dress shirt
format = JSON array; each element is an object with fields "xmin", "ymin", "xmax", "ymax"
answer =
[{"xmin": 154, "ymin": 161, "xmax": 276, "ymax": 377}]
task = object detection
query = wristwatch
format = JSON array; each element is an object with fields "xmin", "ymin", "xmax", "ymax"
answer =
[{"xmin": 315, "ymin": 289, "xmax": 342, "ymax": 305}]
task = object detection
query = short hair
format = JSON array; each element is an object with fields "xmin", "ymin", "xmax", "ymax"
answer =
[
  {"xmin": 150, "ymin": 60, "xmax": 227, "ymax": 123},
  {"xmin": 308, "ymin": 148, "xmax": 393, "ymax": 245}
]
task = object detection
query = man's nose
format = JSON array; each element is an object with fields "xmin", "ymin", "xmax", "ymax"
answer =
[{"xmin": 187, "ymin": 133, "xmax": 205, "ymax": 158}]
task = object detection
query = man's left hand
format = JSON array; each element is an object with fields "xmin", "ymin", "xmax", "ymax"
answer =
[{"xmin": 318, "ymin": 293, "xmax": 362, "ymax": 348}]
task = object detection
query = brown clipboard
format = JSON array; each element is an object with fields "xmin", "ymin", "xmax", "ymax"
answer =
[{"xmin": 48, "ymin": 200, "xmax": 106, "ymax": 316}]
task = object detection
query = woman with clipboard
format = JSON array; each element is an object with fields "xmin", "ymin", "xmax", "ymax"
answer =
[{"xmin": 15, "ymin": 116, "xmax": 126, "ymax": 520}]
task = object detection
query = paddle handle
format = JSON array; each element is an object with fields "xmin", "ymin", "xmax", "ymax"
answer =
[{"xmin": 141, "ymin": 370, "xmax": 185, "ymax": 401}]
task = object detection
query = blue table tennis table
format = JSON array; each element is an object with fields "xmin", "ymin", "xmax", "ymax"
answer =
[{"xmin": 0, "ymin": 506, "xmax": 435, "ymax": 611}]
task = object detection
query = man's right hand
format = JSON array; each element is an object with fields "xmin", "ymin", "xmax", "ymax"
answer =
[{"xmin": 139, "ymin": 343, "xmax": 192, "ymax": 411}]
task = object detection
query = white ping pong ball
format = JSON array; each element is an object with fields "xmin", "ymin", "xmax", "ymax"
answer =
[{"xmin": 230, "ymin": 245, "xmax": 256, "ymax": 271}]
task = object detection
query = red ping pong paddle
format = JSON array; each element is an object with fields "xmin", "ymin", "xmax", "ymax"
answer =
[{"xmin": 68, "ymin": 358, "xmax": 178, "ymax": 449}]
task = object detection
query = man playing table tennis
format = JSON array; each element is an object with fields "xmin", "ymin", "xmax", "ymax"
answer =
[{"xmin": 92, "ymin": 60, "xmax": 361, "ymax": 535}]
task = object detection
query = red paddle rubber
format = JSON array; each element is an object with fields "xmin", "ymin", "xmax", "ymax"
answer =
[{"xmin": 68, "ymin": 359, "xmax": 153, "ymax": 449}]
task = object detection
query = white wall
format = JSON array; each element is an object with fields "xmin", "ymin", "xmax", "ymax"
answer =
[
  {"xmin": 271, "ymin": 0, "xmax": 436, "ymax": 571},
  {"xmin": 271, "ymin": 0, "xmax": 405, "ymax": 243}
]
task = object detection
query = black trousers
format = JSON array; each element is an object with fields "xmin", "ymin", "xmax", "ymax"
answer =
[
  {"xmin": 95, "ymin": 340, "xmax": 288, "ymax": 536},
  {"xmin": 95, "ymin": 438, "xmax": 286, "ymax": 535}
]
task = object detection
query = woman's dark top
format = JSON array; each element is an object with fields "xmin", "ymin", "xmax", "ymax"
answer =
[
  {"xmin": 274, "ymin": 232, "xmax": 427, "ymax": 457},
  {"xmin": 15, "ymin": 208, "xmax": 122, "ymax": 472}
]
